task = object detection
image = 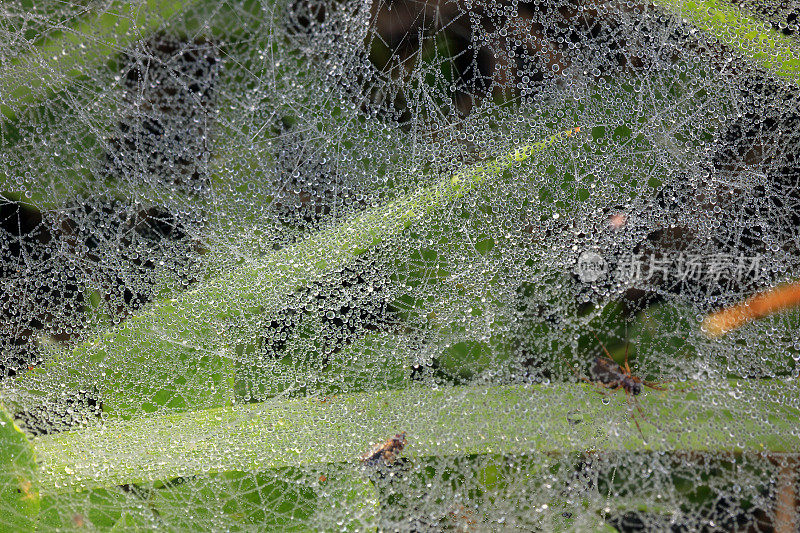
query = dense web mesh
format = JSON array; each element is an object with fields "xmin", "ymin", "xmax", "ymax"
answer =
[{"xmin": 1, "ymin": 0, "xmax": 799, "ymax": 531}]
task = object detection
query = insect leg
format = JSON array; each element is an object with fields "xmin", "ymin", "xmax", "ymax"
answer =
[
  {"xmin": 625, "ymin": 390, "xmax": 646, "ymax": 440},
  {"xmin": 622, "ymin": 340, "xmax": 631, "ymax": 374},
  {"xmin": 631, "ymin": 394, "xmax": 667, "ymax": 439},
  {"xmin": 642, "ymin": 380, "xmax": 667, "ymax": 391},
  {"xmin": 553, "ymin": 349, "xmax": 595, "ymax": 385},
  {"xmin": 631, "ymin": 413, "xmax": 645, "ymax": 440},
  {"xmin": 589, "ymin": 381, "xmax": 614, "ymax": 396},
  {"xmin": 591, "ymin": 332, "xmax": 616, "ymax": 362}
]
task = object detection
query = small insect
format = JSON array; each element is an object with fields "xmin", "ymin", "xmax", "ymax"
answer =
[
  {"xmin": 441, "ymin": 503, "xmax": 478, "ymax": 533},
  {"xmin": 360, "ymin": 432, "xmax": 407, "ymax": 466},
  {"xmin": 72, "ymin": 514, "xmax": 86, "ymax": 528},
  {"xmin": 17, "ymin": 479, "xmax": 35, "ymax": 501},
  {"xmin": 562, "ymin": 334, "xmax": 665, "ymax": 438},
  {"xmin": 446, "ymin": 503, "xmax": 479, "ymax": 531}
]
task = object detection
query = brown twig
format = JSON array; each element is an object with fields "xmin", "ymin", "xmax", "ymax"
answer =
[
  {"xmin": 702, "ymin": 281, "xmax": 800, "ymax": 337},
  {"xmin": 773, "ymin": 455, "xmax": 799, "ymax": 533}
]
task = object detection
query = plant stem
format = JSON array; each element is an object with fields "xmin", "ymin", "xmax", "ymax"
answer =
[
  {"xmin": 32, "ymin": 379, "xmax": 800, "ymax": 495},
  {"xmin": 703, "ymin": 280, "xmax": 800, "ymax": 336}
]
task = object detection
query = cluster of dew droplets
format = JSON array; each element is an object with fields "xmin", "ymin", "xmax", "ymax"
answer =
[{"xmin": 1, "ymin": 0, "xmax": 799, "ymax": 530}]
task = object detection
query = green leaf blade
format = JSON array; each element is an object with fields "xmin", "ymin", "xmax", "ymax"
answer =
[
  {"xmin": 32, "ymin": 380, "xmax": 800, "ymax": 496},
  {"xmin": 0, "ymin": 402, "xmax": 39, "ymax": 530}
]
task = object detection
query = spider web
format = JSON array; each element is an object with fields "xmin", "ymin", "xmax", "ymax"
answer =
[{"xmin": 1, "ymin": 0, "xmax": 799, "ymax": 530}]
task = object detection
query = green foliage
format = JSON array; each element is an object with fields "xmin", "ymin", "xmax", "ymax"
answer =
[
  {"xmin": 2, "ymin": 0, "xmax": 799, "ymax": 528},
  {"xmin": 30, "ymin": 380, "xmax": 800, "ymax": 497},
  {"xmin": 653, "ymin": 0, "xmax": 800, "ymax": 82},
  {"xmin": 0, "ymin": 402, "xmax": 39, "ymax": 530},
  {"xmin": 16, "ymin": 128, "xmax": 580, "ymax": 417},
  {"xmin": 0, "ymin": 0, "xmax": 200, "ymax": 121}
]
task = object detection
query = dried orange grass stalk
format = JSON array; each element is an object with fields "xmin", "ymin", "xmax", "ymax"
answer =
[{"xmin": 703, "ymin": 281, "xmax": 800, "ymax": 337}]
